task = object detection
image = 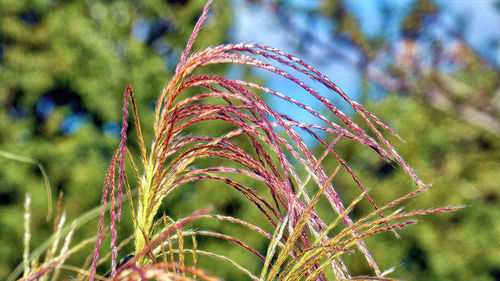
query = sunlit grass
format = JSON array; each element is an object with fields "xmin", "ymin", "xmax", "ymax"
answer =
[{"xmin": 13, "ymin": 1, "xmax": 460, "ymax": 280}]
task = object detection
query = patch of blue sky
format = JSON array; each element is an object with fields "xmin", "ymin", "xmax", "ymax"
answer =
[
  {"xmin": 225, "ymin": 64, "xmax": 245, "ymax": 80},
  {"xmin": 36, "ymin": 96, "xmax": 55, "ymax": 118},
  {"xmin": 61, "ymin": 113, "xmax": 87, "ymax": 135},
  {"xmin": 438, "ymin": 0, "xmax": 500, "ymax": 66},
  {"xmin": 131, "ymin": 20, "xmax": 150, "ymax": 41},
  {"xmin": 287, "ymin": 0, "xmax": 321, "ymax": 11},
  {"xmin": 344, "ymin": 1, "xmax": 384, "ymax": 39},
  {"xmin": 9, "ymin": 106, "xmax": 27, "ymax": 120},
  {"xmin": 348, "ymin": 1, "xmax": 500, "ymax": 67},
  {"xmin": 231, "ymin": 0, "xmax": 284, "ymax": 47},
  {"xmin": 152, "ymin": 39, "xmax": 168, "ymax": 54},
  {"xmin": 231, "ymin": 0, "xmax": 363, "ymax": 144},
  {"xmin": 345, "ymin": 0, "xmax": 424, "ymax": 42},
  {"xmin": 230, "ymin": 0, "xmax": 499, "ymax": 105},
  {"xmin": 103, "ymin": 121, "xmax": 121, "ymax": 137}
]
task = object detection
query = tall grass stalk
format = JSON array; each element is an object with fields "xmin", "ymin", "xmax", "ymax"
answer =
[
  {"xmin": 88, "ymin": 0, "xmax": 461, "ymax": 280},
  {"xmin": 13, "ymin": 0, "xmax": 460, "ymax": 280},
  {"xmin": 23, "ymin": 194, "xmax": 31, "ymax": 279}
]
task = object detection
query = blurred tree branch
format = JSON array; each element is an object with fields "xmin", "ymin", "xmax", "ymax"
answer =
[{"xmin": 246, "ymin": 0, "xmax": 500, "ymax": 135}]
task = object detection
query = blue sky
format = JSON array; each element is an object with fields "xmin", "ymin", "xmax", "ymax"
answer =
[
  {"xmin": 231, "ymin": 0, "xmax": 500, "ymax": 97},
  {"xmin": 229, "ymin": 0, "xmax": 500, "ymax": 143}
]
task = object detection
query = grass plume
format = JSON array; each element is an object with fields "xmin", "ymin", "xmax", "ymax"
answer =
[
  {"xmin": 88, "ymin": 1, "xmax": 460, "ymax": 279},
  {"xmin": 12, "ymin": 1, "xmax": 460, "ymax": 280}
]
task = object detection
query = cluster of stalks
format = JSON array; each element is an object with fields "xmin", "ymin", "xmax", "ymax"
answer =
[{"xmin": 14, "ymin": 1, "xmax": 459, "ymax": 280}]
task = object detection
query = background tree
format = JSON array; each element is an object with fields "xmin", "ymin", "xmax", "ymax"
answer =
[{"xmin": 0, "ymin": 0, "xmax": 234, "ymax": 278}]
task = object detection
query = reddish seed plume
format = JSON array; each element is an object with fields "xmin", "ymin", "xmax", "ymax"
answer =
[
  {"xmin": 177, "ymin": 0, "xmax": 213, "ymax": 73},
  {"xmin": 119, "ymin": 86, "xmax": 131, "ymax": 221},
  {"xmin": 109, "ymin": 172, "xmax": 118, "ymax": 276},
  {"xmin": 89, "ymin": 86, "xmax": 132, "ymax": 280},
  {"xmin": 88, "ymin": 1, "xmax": 460, "ymax": 279},
  {"xmin": 90, "ymin": 151, "xmax": 118, "ymax": 281}
]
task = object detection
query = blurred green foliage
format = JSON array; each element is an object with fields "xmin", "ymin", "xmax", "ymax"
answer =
[
  {"xmin": 321, "ymin": 95, "xmax": 500, "ymax": 280},
  {"xmin": 0, "ymin": 0, "xmax": 234, "ymax": 278}
]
